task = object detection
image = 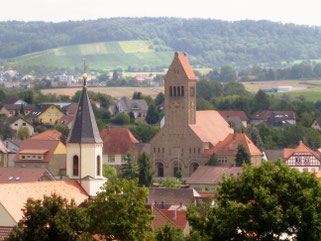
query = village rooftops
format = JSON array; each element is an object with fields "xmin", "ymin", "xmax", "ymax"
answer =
[
  {"xmin": 283, "ymin": 141, "xmax": 320, "ymax": 160},
  {"xmin": 0, "ymin": 167, "xmax": 55, "ymax": 183},
  {"xmin": 30, "ymin": 130, "xmax": 62, "ymax": 140},
  {"xmin": 219, "ymin": 110, "xmax": 248, "ymax": 121},
  {"xmin": 251, "ymin": 110, "xmax": 298, "ymax": 121}
]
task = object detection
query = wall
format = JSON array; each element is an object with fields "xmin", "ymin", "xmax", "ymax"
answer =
[
  {"xmin": 10, "ymin": 119, "xmax": 34, "ymax": 136},
  {"xmin": 0, "ymin": 203, "xmax": 16, "ymax": 226},
  {"xmin": 39, "ymin": 105, "xmax": 65, "ymax": 124}
]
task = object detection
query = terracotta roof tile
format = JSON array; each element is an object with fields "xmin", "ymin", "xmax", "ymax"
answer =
[
  {"xmin": 159, "ymin": 209, "xmax": 188, "ymax": 230},
  {"xmin": 100, "ymin": 128, "xmax": 138, "ymax": 155},
  {"xmin": 206, "ymin": 133, "xmax": 262, "ymax": 157},
  {"xmin": 176, "ymin": 53, "xmax": 198, "ymax": 81},
  {"xmin": 284, "ymin": 142, "xmax": 320, "ymax": 160},
  {"xmin": 0, "ymin": 180, "xmax": 88, "ymax": 223},
  {"xmin": 31, "ymin": 130, "xmax": 62, "ymax": 140},
  {"xmin": 0, "ymin": 167, "xmax": 54, "ymax": 183},
  {"xmin": 187, "ymin": 166, "xmax": 243, "ymax": 185},
  {"xmin": 189, "ymin": 111, "xmax": 234, "ymax": 146},
  {"xmin": 219, "ymin": 110, "xmax": 248, "ymax": 121},
  {"xmin": 151, "ymin": 206, "xmax": 177, "ymax": 231}
]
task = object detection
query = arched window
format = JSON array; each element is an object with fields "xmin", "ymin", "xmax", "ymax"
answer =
[
  {"xmin": 174, "ymin": 86, "xmax": 177, "ymax": 96},
  {"xmin": 177, "ymin": 86, "xmax": 181, "ymax": 96},
  {"xmin": 73, "ymin": 155, "xmax": 79, "ymax": 176},
  {"xmin": 97, "ymin": 155, "xmax": 101, "ymax": 176},
  {"xmin": 190, "ymin": 162, "xmax": 199, "ymax": 176},
  {"xmin": 156, "ymin": 162, "xmax": 164, "ymax": 177},
  {"xmin": 173, "ymin": 162, "xmax": 182, "ymax": 177},
  {"xmin": 181, "ymin": 86, "xmax": 184, "ymax": 96}
]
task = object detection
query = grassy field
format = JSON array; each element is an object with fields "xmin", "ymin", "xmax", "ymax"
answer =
[
  {"xmin": 7, "ymin": 40, "xmax": 174, "ymax": 71},
  {"xmin": 41, "ymin": 86, "xmax": 164, "ymax": 99},
  {"xmin": 242, "ymin": 79, "xmax": 321, "ymax": 102}
]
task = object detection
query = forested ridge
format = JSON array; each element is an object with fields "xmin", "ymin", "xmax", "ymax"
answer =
[{"xmin": 2, "ymin": 18, "xmax": 321, "ymax": 67}]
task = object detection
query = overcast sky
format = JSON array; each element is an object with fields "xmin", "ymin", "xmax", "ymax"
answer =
[{"xmin": 2, "ymin": 0, "xmax": 321, "ymax": 26}]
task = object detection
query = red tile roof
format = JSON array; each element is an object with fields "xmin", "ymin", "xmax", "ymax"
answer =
[
  {"xmin": 205, "ymin": 133, "xmax": 262, "ymax": 157},
  {"xmin": 31, "ymin": 130, "xmax": 62, "ymax": 140},
  {"xmin": 152, "ymin": 206, "xmax": 177, "ymax": 231},
  {"xmin": 284, "ymin": 142, "xmax": 320, "ymax": 160},
  {"xmin": 14, "ymin": 139, "xmax": 62, "ymax": 163},
  {"xmin": 176, "ymin": 53, "xmax": 198, "ymax": 81},
  {"xmin": 0, "ymin": 180, "xmax": 88, "ymax": 223},
  {"xmin": 190, "ymin": 111, "xmax": 234, "ymax": 146},
  {"xmin": 218, "ymin": 110, "xmax": 248, "ymax": 121},
  {"xmin": 100, "ymin": 128, "xmax": 139, "ymax": 155},
  {"xmin": 187, "ymin": 166, "xmax": 243, "ymax": 185},
  {"xmin": 0, "ymin": 167, "xmax": 54, "ymax": 183},
  {"xmin": 159, "ymin": 209, "xmax": 188, "ymax": 230}
]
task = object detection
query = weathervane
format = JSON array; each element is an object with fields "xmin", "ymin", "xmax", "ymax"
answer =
[{"xmin": 82, "ymin": 57, "xmax": 87, "ymax": 87}]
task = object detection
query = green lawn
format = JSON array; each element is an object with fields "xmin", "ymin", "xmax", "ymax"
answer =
[{"xmin": 270, "ymin": 90, "xmax": 321, "ymax": 102}]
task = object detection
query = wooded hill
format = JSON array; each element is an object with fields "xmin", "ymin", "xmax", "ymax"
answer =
[{"xmin": 2, "ymin": 18, "xmax": 321, "ymax": 69}]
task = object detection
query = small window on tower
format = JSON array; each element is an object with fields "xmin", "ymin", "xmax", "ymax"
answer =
[
  {"xmin": 181, "ymin": 86, "xmax": 184, "ymax": 96},
  {"xmin": 177, "ymin": 86, "xmax": 181, "ymax": 96},
  {"xmin": 190, "ymin": 87, "xmax": 195, "ymax": 97},
  {"xmin": 174, "ymin": 87, "xmax": 177, "ymax": 96}
]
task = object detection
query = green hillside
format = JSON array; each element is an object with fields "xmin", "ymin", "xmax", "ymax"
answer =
[{"xmin": 7, "ymin": 40, "xmax": 173, "ymax": 71}]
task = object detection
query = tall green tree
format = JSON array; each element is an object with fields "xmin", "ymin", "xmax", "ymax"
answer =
[
  {"xmin": 87, "ymin": 179, "xmax": 153, "ymax": 241},
  {"xmin": 207, "ymin": 153, "xmax": 220, "ymax": 166},
  {"xmin": 218, "ymin": 66, "xmax": 237, "ymax": 82},
  {"xmin": 0, "ymin": 123, "xmax": 15, "ymax": 140},
  {"xmin": 103, "ymin": 164, "xmax": 118, "ymax": 184},
  {"xmin": 138, "ymin": 152, "xmax": 154, "ymax": 187},
  {"xmin": 235, "ymin": 144, "xmax": 250, "ymax": 166},
  {"xmin": 17, "ymin": 126, "xmax": 30, "ymax": 140},
  {"xmin": 155, "ymin": 92, "xmax": 165, "ymax": 106},
  {"xmin": 120, "ymin": 153, "xmax": 139, "ymax": 180},
  {"xmin": 253, "ymin": 89, "xmax": 270, "ymax": 112},
  {"xmin": 6, "ymin": 194, "xmax": 89, "ymax": 241},
  {"xmin": 19, "ymin": 104, "xmax": 25, "ymax": 115},
  {"xmin": 187, "ymin": 161, "xmax": 321, "ymax": 241},
  {"xmin": 146, "ymin": 104, "xmax": 160, "ymax": 125}
]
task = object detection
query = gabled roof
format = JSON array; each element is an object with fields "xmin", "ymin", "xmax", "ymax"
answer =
[
  {"xmin": 189, "ymin": 111, "xmax": 234, "ymax": 146},
  {"xmin": 151, "ymin": 206, "xmax": 178, "ymax": 231},
  {"xmin": 67, "ymin": 85, "xmax": 102, "ymax": 143},
  {"xmin": 206, "ymin": 133, "xmax": 262, "ymax": 157},
  {"xmin": 27, "ymin": 104, "xmax": 61, "ymax": 118},
  {"xmin": 100, "ymin": 128, "xmax": 138, "ymax": 155},
  {"xmin": 62, "ymin": 103, "xmax": 78, "ymax": 115},
  {"xmin": 31, "ymin": 130, "xmax": 62, "ymax": 140},
  {"xmin": 312, "ymin": 117, "xmax": 321, "ymax": 127},
  {"xmin": 159, "ymin": 209, "xmax": 188, "ymax": 231},
  {"xmin": 148, "ymin": 188, "xmax": 199, "ymax": 206},
  {"xmin": 0, "ymin": 180, "xmax": 88, "ymax": 223},
  {"xmin": 219, "ymin": 110, "xmax": 248, "ymax": 121},
  {"xmin": 14, "ymin": 139, "xmax": 62, "ymax": 163},
  {"xmin": 1, "ymin": 104, "xmax": 35, "ymax": 111},
  {"xmin": 118, "ymin": 99, "xmax": 148, "ymax": 112},
  {"xmin": 265, "ymin": 149, "xmax": 284, "ymax": 161},
  {"xmin": 0, "ymin": 167, "xmax": 55, "ymax": 183},
  {"xmin": 176, "ymin": 52, "xmax": 198, "ymax": 81},
  {"xmin": 56, "ymin": 114, "xmax": 74, "ymax": 126},
  {"xmin": 6, "ymin": 116, "xmax": 32, "ymax": 126},
  {"xmin": 251, "ymin": 110, "xmax": 298, "ymax": 121},
  {"xmin": 283, "ymin": 142, "xmax": 320, "ymax": 160},
  {"xmin": 187, "ymin": 166, "xmax": 243, "ymax": 185}
]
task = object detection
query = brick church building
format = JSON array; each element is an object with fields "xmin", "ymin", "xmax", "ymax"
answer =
[{"xmin": 150, "ymin": 53, "xmax": 262, "ymax": 178}]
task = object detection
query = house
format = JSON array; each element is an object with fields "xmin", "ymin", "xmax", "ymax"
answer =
[
  {"xmin": 14, "ymin": 138, "xmax": 66, "ymax": 176},
  {"xmin": 250, "ymin": 110, "xmax": 298, "ymax": 127},
  {"xmin": 186, "ymin": 166, "xmax": 243, "ymax": 191},
  {"xmin": 151, "ymin": 206, "xmax": 190, "ymax": 235},
  {"xmin": 264, "ymin": 149, "xmax": 284, "ymax": 161},
  {"xmin": 100, "ymin": 127, "xmax": 139, "ymax": 168},
  {"xmin": 150, "ymin": 53, "xmax": 235, "ymax": 178},
  {"xmin": 311, "ymin": 118, "xmax": 321, "ymax": 131},
  {"xmin": 30, "ymin": 130, "xmax": 62, "ymax": 140},
  {"xmin": 56, "ymin": 114, "xmax": 74, "ymax": 129},
  {"xmin": 62, "ymin": 103, "xmax": 78, "ymax": 115},
  {"xmin": 0, "ymin": 180, "xmax": 89, "ymax": 238},
  {"xmin": 0, "ymin": 104, "xmax": 35, "ymax": 117},
  {"xmin": 0, "ymin": 167, "xmax": 55, "ymax": 183},
  {"xmin": 27, "ymin": 104, "xmax": 65, "ymax": 125},
  {"xmin": 6, "ymin": 116, "xmax": 34, "ymax": 136},
  {"xmin": 204, "ymin": 133, "xmax": 263, "ymax": 167},
  {"xmin": 219, "ymin": 110, "xmax": 248, "ymax": 128},
  {"xmin": 283, "ymin": 141, "xmax": 321, "ymax": 172},
  {"xmin": 109, "ymin": 98, "xmax": 148, "ymax": 118}
]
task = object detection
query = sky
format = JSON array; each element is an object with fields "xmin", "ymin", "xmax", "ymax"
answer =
[{"xmin": 2, "ymin": 0, "xmax": 321, "ymax": 26}]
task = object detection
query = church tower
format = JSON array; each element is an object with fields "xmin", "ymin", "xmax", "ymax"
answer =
[
  {"xmin": 164, "ymin": 52, "xmax": 197, "ymax": 128},
  {"xmin": 66, "ymin": 73, "xmax": 106, "ymax": 197}
]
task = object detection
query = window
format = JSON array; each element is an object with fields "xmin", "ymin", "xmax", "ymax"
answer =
[
  {"xmin": 181, "ymin": 86, "xmax": 184, "ymax": 96},
  {"xmin": 32, "ymin": 155, "xmax": 36, "ymax": 160},
  {"xmin": 27, "ymin": 156, "xmax": 30, "ymax": 159},
  {"xmin": 108, "ymin": 155, "xmax": 115, "ymax": 163},
  {"xmin": 174, "ymin": 86, "xmax": 177, "ymax": 96},
  {"xmin": 121, "ymin": 155, "xmax": 126, "ymax": 162},
  {"xmin": 170, "ymin": 86, "xmax": 173, "ymax": 96},
  {"xmin": 73, "ymin": 155, "xmax": 79, "ymax": 176},
  {"xmin": 156, "ymin": 162, "xmax": 164, "ymax": 177},
  {"xmin": 55, "ymin": 112, "xmax": 59, "ymax": 116},
  {"xmin": 173, "ymin": 162, "xmax": 182, "ymax": 177},
  {"xmin": 162, "ymin": 148, "xmax": 165, "ymax": 153},
  {"xmin": 15, "ymin": 123, "xmax": 18, "ymax": 126},
  {"xmin": 22, "ymin": 123, "xmax": 26, "ymax": 126},
  {"xmin": 50, "ymin": 119, "xmax": 52, "ymax": 122},
  {"xmin": 154, "ymin": 148, "xmax": 156, "ymax": 153},
  {"xmin": 97, "ymin": 156, "xmax": 101, "ymax": 176},
  {"xmin": 177, "ymin": 86, "xmax": 181, "ymax": 96},
  {"xmin": 22, "ymin": 155, "xmax": 25, "ymax": 160},
  {"xmin": 198, "ymin": 148, "xmax": 200, "ymax": 154},
  {"xmin": 38, "ymin": 156, "xmax": 41, "ymax": 160},
  {"xmin": 190, "ymin": 87, "xmax": 195, "ymax": 97},
  {"xmin": 158, "ymin": 148, "xmax": 160, "ymax": 153}
]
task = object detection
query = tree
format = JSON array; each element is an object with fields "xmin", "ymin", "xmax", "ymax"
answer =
[
  {"xmin": 128, "ymin": 111, "xmax": 135, "ymax": 123},
  {"xmin": 187, "ymin": 161, "xmax": 321, "ymax": 241},
  {"xmin": 207, "ymin": 153, "xmax": 220, "ymax": 166},
  {"xmin": 235, "ymin": 144, "xmax": 250, "ymax": 166},
  {"xmin": 138, "ymin": 152, "xmax": 154, "ymax": 187},
  {"xmin": 35, "ymin": 125, "xmax": 47, "ymax": 133},
  {"xmin": 132, "ymin": 91, "xmax": 143, "ymax": 99},
  {"xmin": 103, "ymin": 164, "xmax": 118, "ymax": 184},
  {"xmin": 155, "ymin": 225, "xmax": 184, "ymax": 241},
  {"xmin": 19, "ymin": 104, "xmax": 25, "ymax": 115},
  {"xmin": 245, "ymin": 124, "xmax": 263, "ymax": 150},
  {"xmin": 146, "ymin": 104, "xmax": 160, "ymax": 125},
  {"xmin": 253, "ymin": 89, "xmax": 270, "ymax": 112},
  {"xmin": 54, "ymin": 124, "xmax": 69, "ymax": 140},
  {"xmin": 87, "ymin": 179, "xmax": 153, "ymax": 241},
  {"xmin": 6, "ymin": 194, "xmax": 89, "ymax": 241},
  {"xmin": 129, "ymin": 124, "xmax": 159, "ymax": 143},
  {"xmin": 218, "ymin": 66, "xmax": 236, "ymax": 82},
  {"xmin": 17, "ymin": 126, "xmax": 30, "ymax": 140},
  {"xmin": 112, "ymin": 112, "xmax": 130, "ymax": 125},
  {"xmin": 0, "ymin": 123, "xmax": 15, "ymax": 140},
  {"xmin": 300, "ymin": 112, "xmax": 313, "ymax": 128},
  {"xmin": 14, "ymin": 108, "xmax": 19, "ymax": 116},
  {"xmin": 155, "ymin": 92, "xmax": 165, "ymax": 106},
  {"xmin": 196, "ymin": 98, "xmax": 214, "ymax": 110},
  {"xmin": 120, "ymin": 153, "xmax": 139, "ymax": 180}
]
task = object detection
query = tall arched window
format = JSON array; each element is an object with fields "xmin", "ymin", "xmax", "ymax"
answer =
[
  {"xmin": 156, "ymin": 162, "xmax": 164, "ymax": 177},
  {"xmin": 73, "ymin": 155, "xmax": 79, "ymax": 176},
  {"xmin": 174, "ymin": 86, "xmax": 177, "ymax": 96},
  {"xmin": 97, "ymin": 155, "xmax": 101, "ymax": 176}
]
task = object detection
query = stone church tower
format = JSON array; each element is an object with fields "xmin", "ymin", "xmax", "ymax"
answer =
[{"xmin": 66, "ymin": 73, "xmax": 106, "ymax": 196}]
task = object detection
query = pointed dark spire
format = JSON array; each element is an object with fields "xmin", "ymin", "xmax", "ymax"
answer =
[{"xmin": 67, "ymin": 73, "xmax": 102, "ymax": 143}]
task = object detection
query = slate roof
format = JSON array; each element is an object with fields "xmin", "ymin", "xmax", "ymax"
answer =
[
  {"xmin": 6, "ymin": 115, "xmax": 32, "ymax": 126},
  {"xmin": 251, "ymin": 110, "xmax": 298, "ymax": 121},
  {"xmin": 1, "ymin": 104, "xmax": 35, "ymax": 111},
  {"xmin": 148, "ymin": 188, "xmax": 199, "ymax": 206},
  {"xmin": 189, "ymin": 110, "xmax": 234, "ymax": 146},
  {"xmin": 0, "ymin": 226, "xmax": 12, "ymax": 241},
  {"xmin": 265, "ymin": 149, "xmax": 284, "ymax": 161},
  {"xmin": 118, "ymin": 98, "xmax": 148, "ymax": 112},
  {"xmin": 0, "ymin": 167, "xmax": 55, "ymax": 183},
  {"xmin": 27, "ymin": 104, "xmax": 55, "ymax": 118},
  {"xmin": 0, "ymin": 180, "xmax": 88, "ymax": 223},
  {"xmin": 187, "ymin": 166, "xmax": 243, "ymax": 185},
  {"xmin": 100, "ymin": 128, "xmax": 139, "ymax": 155},
  {"xmin": 67, "ymin": 85, "xmax": 102, "ymax": 143}
]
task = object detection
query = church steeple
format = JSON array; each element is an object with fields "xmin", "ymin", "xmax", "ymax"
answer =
[{"xmin": 67, "ymin": 73, "xmax": 102, "ymax": 143}]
